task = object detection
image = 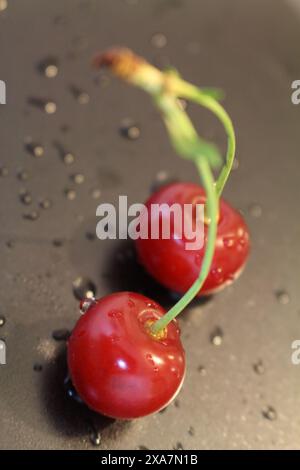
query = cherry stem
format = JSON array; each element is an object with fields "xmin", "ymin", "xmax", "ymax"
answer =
[
  {"xmin": 96, "ymin": 49, "xmax": 235, "ymax": 334},
  {"xmin": 151, "ymin": 156, "xmax": 218, "ymax": 334},
  {"xmin": 185, "ymin": 87, "xmax": 236, "ymax": 197}
]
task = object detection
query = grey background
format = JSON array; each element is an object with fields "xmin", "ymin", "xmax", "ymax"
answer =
[{"xmin": 0, "ymin": 0, "xmax": 299, "ymax": 450}]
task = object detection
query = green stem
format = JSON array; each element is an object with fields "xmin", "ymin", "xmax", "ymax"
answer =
[
  {"xmin": 182, "ymin": 86, "xmax": 236, "ymax": 197},
  {"xmin": 151, "ymin": 156, "xmax": 218, "ymax": 334}
]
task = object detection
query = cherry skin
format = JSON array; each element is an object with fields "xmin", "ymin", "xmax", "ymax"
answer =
[
  {"xmin": 136, "ymin": 182, "xmax": 250, "ymax": 296},
  {"xmin": 68, "ymin": 292, "xmax": 185, "ymax": 419}
]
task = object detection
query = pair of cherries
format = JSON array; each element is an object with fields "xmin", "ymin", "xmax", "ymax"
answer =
[{"xmin": 68, "ymin": 182, "xmax": 250, "ymax": 419}]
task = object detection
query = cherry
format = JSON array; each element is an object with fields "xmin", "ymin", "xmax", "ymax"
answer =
[
  {"xmin": 136, "ymin": 182, "xmax": 250, "ymax": 296},
  {"xmin": 68, "ymin": 292, "xmax": 185, "ymax": 419}
]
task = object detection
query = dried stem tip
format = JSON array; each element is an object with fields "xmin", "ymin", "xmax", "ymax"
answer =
[{"xmin": 93, "ymin": 47, "xmax": 164, "ymax": 94}]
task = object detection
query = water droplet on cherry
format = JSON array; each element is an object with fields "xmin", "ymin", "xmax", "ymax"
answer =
[
  {"xmin": 108, "ymin": 309, "xmax": 123, "ymax": 319},
  {"xmin": 64, "ymin": 375, "xmax": 83, "ymax": 403},
  {"xmin": 223, "ymin": 236, "xmax": 235, "ymax": 248},
  {"xmin": 79, "ymin": 297, "xmax": 96, "ymax": 314}
]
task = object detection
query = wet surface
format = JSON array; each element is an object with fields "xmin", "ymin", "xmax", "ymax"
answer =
[{"xmin": 0, "ymin": 0, "xmax": 300, "ymax": 450}]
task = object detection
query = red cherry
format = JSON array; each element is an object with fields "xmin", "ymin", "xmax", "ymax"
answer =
[
  {"xmin": 136, "ymin": 182, "xmax": 250, "ymax": 296},
  {"xmin": 68, "ymin": 292, "xmax": 185, "ymax": 419}
]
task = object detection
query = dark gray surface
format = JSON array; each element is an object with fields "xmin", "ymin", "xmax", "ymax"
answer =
[{"xmin": 0, "ymin": 0, "xmax": 300, "ymax": 450}]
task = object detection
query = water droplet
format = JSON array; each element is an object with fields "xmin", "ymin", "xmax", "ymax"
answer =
[
  {"xmin": 0, "ymin": 166, "xmax": 8, "ymax": 177},
  {"xmin": 63, "ymin": 152, "xmax": 75, "ymax": 165},
  {"xmin": 262, "ymin": 406, "xmax": 277, "ymax": 421},
  {"xmin": 90, "ymin": 431, "xmax": 101, "ymax": 447},
  {"xmin": 52, "ymin": 238, "xmax": 64, "ymax": 247},
  {"xmin": 188, "ymin": 426, "xmax": 195, "ymax": 436},
  {"xmin": 64, "ymin": 375, "xmax": 83, "ymax": 403},
  {"xmin": 151, "ymin": 33, "xmax": 167, "ymax": 48},
  {"xmin": 146, "ymin": 301, "xmax": 157, "ymax": 309},
  {"xmin": 73, "ymin": 277, "xmax": 96, "ymax": 301},
  {"xmin": 108, "ymin": 309, "xmax": 123, "ymax": 319},
  {"xmin": 26, "ymin": 142, "xmax": 44, "ymax": 158},
  {"xmin": 71, "ymin": 173, "xmax": 85, "ymax": 185},
  {"xmin": 232, "ymin": 158, "xmax": 240, "ymax": 170},
  {"xmin": 156, "ymin": 170, "xmax": 168, "ymax": 182},
  {"xmin": 37, "ymin": 56, "xmax": 59, "ymax": 78},
  {"xmin": 53, "ymin": 15, "xmax": 67, "ymax": 26},
  {"xmin": 159, "ymin": 406, "xmax": 168, "ymax": 414},
  {"xmin": 120, "ymin": 119, "xmax": 141, "ymax": 140},
  {"xmin": 0, "ymin": 316, "xmax": 5, "ymax": 327},
  {"xmin": 60, "ymin": 124, "xmax": 70, "ymax": 133},
  {"xmin": 19, "ymin": 190, "xmax": 32, "ymax": 205},
  {"xmin": 174, "ymin": 442, "xmax": 184, "ymax": 450},
  {"xmin": 146, "ymin": 353, "xmax": 156, "ymax": 368},
  {"xmin": 195, "ymin": 253, "xmax": 202, "ymax": 266},
  {"xmin": 44, "ymin": 101, "xmax": 57, "ymax": 114},
  {"xmin": 79, "ymin": 297, "xmax": 96, "ymax": 314},
  {"xmin": 249, "ymin": 203, "xmax": 262, "ymax": 218},
  {"xmin": 253, "ymin": 359, "xmax": 265, "ymax": 375},
  {"xmin": 110, "ymin": 335, "xmax": 121, "ymax": 343},
  {"xmin": 128, "ymin": 299, "xmax": 135, "ymax": 308},
  {"xmin": 275, "ymin": 290, "xmax": 290, "ymax": 305},
  {"xmin": 39, "ymin": 198, "xmax": 52, "ymax": 210},
  {"xmin": 0, "ymin": 0, "xmax": 7, "ymax": 12},
  {"xmin": 212, "ymin": 267, "xmax": 223, "ymax": 282},
  {"xmin": 17, "ymin": 169, "xmax": 29, "ymax": 181},
  {"xmin": 91, "ymin": 188, "xmax": 101, "ymax": 199},
  {"xmin": 223, "ymin": 236, "xmax": 235, "ymax": 248},
  {"xmin": 52, "ymin": 329, "xmax": 70, "ymax": 341},
  {"xmin": 70, "ymin": 85, "xmax": 90, "ymax": 104},
  {"xmin": 33, "ymin": 363, "xmax": 43, "ymax": 372},
  {"xmin": 210, "ymin": 327, "xmax": 223, "ymax": 346},
  {"xmin": 197, "ymin": 365, "xmax": 207, "ymax": 376},
  {"xmin": 85, "ymin": 231, "xmax": 96, "ymax": 241},
  {"xmin": 65, "ymin": 188, "xmax": 76, "ymax": 200},
  {"xmin": 23, "ymin": 210, "xmax": 39, "ymax": 221}
]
